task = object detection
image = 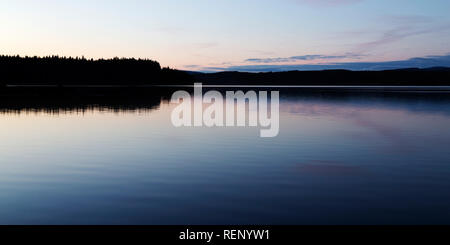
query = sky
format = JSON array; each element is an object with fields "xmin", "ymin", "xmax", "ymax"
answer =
[{"xmin": 1, "ymin": 0, "xmax": 450, "ymax": 71}]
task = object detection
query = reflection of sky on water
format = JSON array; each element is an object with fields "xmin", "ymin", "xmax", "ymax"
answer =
[
  {"xmin": 0, "ymin": 91, "xmax": 449, "ymax": 224},
  {"xmin": 280, "ymin": 93, "xmax": 450, "ymax": 155}
]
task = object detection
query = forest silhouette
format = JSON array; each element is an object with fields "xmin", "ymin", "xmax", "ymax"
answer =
[
  {"xmin": 1, "ymin": 55, "xmax": 449, "ymax": 87},
  {"xmin": 0, "ymin": 55, "xmax": 193, "ymax": 85}
]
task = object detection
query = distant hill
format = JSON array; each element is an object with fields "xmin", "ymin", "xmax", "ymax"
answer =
[{"xmin": 193, "ymin": 67, "xmax": 450, "ymax": 86}]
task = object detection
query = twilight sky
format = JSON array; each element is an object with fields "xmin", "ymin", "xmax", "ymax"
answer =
[{"xmin": 1, "ymin": 0, "xmax": 450, "ymax": 71}]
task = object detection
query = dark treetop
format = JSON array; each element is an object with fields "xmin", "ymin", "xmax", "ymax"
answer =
[{"xmin": 0, "ymin": 55, "xmax": 193, "ymax": 85}]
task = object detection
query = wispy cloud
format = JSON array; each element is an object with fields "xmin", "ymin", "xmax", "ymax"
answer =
[
  {"xmin": 199, "ymin": 54, "xmax": 450, "ymax": 72},
  {"xmin": 183, "ymin": 64, "xmax": 200, "ymax": 69},
  {"xmin": 355, "ymin": 26, "xmax": 446, "ymax": 52},
  {"xmin": 353, "ymin": 14, "xmax": 449, "ymax": 52},
  {"xmin": 245, "ymin": 53, "xmax": 363, "ymax": 63}
]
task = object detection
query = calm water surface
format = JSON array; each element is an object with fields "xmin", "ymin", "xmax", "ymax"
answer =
[{"xmin": 0, "ymin": 89, "xmax": 450, "ymax": 224}]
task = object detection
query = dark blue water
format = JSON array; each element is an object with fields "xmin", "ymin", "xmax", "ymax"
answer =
[{"xmin": 0, "ymin": 89, "xmax": 449, "ymax": 224}]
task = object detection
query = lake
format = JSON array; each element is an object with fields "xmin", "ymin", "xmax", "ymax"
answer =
[{"xmin": 0, "ymin": 87, "xmax": 450, "ymax": 224}]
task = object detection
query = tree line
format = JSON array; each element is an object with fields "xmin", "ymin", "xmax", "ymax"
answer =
[{"xmin": 0, "ymin": 55, "xmax": 193, "ymax": 85}]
